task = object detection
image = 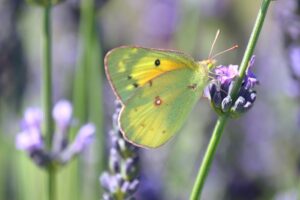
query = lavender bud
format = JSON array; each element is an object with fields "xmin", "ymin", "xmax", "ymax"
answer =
[
  {"xmin": 124, "ymin": 157, "xmax": 139, "ymax": 179},
  {"xmin": 231, "ymin": 96, "xmax": 246, "ymax": 114},
  {"xmin": 100, "ymin": 172, "xmax": 112, "ymax": 192},
  {"xmin": 103, "ymin": 193, "xmax": 113, "ymax": 200},
  {"xmin": 16, "ymin": 128, "xmax": 44, "ymax": 152},
  {"xmin": 212, "ymin": 90, "xmax": 222, "ymax": 109},
  {"xmin": 121, "ymin": 181, "xmax": 130, "ymax": 194},
  {"xmin": 221, "ymin": 96, "xmax": 233, "ymax": 112},
  {"xmin": 109, "ymin": 148, "xmax": 121, "ymax": 173},
  {"xmin": 57, "ymin": 123, "xmax": 95, "ymax": 164},
  {"xmin": 71, "ymin": 123, "xmax": 95, "ymax": 153},
  {"xmin": 52, "ymin": 100, "xmax": 72, "ymax": 132},
  {"xmin": 110, "ymin": 132, "xmax": 119, "ymax": 150},
  {"xmin": 109, "ymin": 175, "xmax": 120, "ymax": 194},
  {"xmin": 112, "ymin": 113, "xmax": 119, "ymax": 129},
  {"xmin": 22, "ymin": 108, "xmax": 43, "ymax": 130},
  {"xmin": 117, "ymin": 138, "xmax": 127, "ymax": 154},
  {"xmin": 115, "ymin": 174, "xmax": 124, "ymax": 189},
  {"xmin": 128, "ymin": 179, "xmax": 139, "ymax": 194}
]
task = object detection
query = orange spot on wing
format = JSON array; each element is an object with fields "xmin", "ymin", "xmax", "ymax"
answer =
[{"xmin": 154, "ymin": 96, "xmax": 163, "ymax": 106}]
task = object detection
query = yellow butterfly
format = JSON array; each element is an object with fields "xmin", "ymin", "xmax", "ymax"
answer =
[{"xmin": 104, "ymin": 32, "xmax": 235, "ymax": 148}]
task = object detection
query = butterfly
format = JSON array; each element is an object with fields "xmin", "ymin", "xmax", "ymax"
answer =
[{"xmin": 104, "ymin": 32, "xmax": 236, "ymax": 148}]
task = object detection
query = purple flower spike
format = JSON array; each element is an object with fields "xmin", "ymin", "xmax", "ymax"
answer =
[
  {"xmin": 100, "ymin": 101, "xmax": 139, "ymax": 199},
  {"xmin": 244, "ymin": 56, "xmax": 259, "ymax": 89},
  {"xmin": 52, "ymin": 100, "xmax": 72, "ymax": 131},
  {"xmin": 16, "ymin": 128, "xmax": 43, "ymax": 152},
  {"xmin": 72, "ymin": 123, "xmax": 95, "ymax": 153},
  {"xmin": 215, "ymin": 64, "xmax": 239, "ymax": 84},
  {"xmin": 208, "ymin": 55, "xmax": 258, "ymax": 117}
]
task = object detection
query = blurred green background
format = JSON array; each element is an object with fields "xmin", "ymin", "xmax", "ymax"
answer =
[{"xmin": 0, "ymin": 0, "xmax": 299, "ymax": 199}]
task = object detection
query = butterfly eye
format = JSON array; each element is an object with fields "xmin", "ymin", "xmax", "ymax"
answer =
[
  {"xmin": 154, "ymin": 59, "xmax": 160, "ymax": 67},
  {"xmin": 127, "ymin": 75, "xmax": 132, "ymax": 80}
]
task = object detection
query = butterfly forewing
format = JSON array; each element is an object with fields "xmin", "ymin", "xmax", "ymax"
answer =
[{"xmin": 105, "ymin": 47, "xmax": 198, "ymax": 103}]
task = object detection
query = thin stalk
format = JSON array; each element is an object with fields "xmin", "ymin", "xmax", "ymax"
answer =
[
  {"xmin": 190, "ymin": 0, "xmax": 273, "ymax": 199},
  {"xmin": 43, "ymin": 5, "xmax": 55, "ymax": 200},
  {"xmin": 190, "ymin": 116, "xmax": 228, "ymax": 200},
  {"xmin": 231, "ymin": 0, "xmax": 272, "ymax": 100}
]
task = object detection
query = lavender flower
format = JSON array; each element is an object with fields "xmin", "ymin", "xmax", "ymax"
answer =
[
  {"xmin": 208, "ymin": 56, "xmax": 258, "ymax": 117},
  {"xmin": 100, "ymin": 101, "xmax": 139, "ymax": 200},
  {"xmin": 15, "ymin": 99, "xmax": 95, "ymax": 167}
]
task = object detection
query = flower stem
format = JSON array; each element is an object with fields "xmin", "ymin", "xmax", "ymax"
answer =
[
  {"xmin": 190, "ymin": 0, "xmax": 273, "ymax": 199},
  {"xmin": 43, "ymin": 5, "xmax": 55, "ymax": 200},
  {"xmin": 231, "ymin": 0, "xmax": 272, "ymax": 100},
  {"xmin": 190, "ymin": 116, "xmax": 228, "ymax": 200}
]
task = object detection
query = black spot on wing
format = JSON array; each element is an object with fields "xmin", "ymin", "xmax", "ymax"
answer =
[
  {"xmin": 133, "ymin": 83, "xmax": 139, "ymax": 88},
  {"xmin": 155, "ymin": 59, "xmax": 160, "ymax": 67}
]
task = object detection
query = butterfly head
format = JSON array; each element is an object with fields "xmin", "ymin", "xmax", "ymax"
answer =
[
  {"xmin": 202, "ymin": 59, "xmax": 217, "ymax": 71},
  {"xmin": 199, "ymin": 59, "xmax": 217, "ymax": 71}
]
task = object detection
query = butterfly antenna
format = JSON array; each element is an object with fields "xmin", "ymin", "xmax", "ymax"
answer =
[
  {"xmin": 211, "ymin": 45, "xmax": 239, "ymax": 59},
  {"xmin": 208, "ymin": 29, "xmax": 221, "ymax": 59}
]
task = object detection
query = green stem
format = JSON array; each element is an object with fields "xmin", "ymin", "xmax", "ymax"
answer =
[
  {"xmin": 231, "ymin": 0, "xmax": 272, "ymax": 100},
  {"xmin": 190, "ymin": 116, "xmax": 228, "ymax": 200},
  {"xmin": 43, "ymin": 5, "xmax": 55, "ymax": 200},
  {"xmin": 190, "ymin": 0, "xmax": 273, "ymax": 199}
]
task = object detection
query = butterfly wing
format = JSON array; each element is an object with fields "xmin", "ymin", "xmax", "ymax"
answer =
[
  {"xmin": 105, "ymin": 46, "xmax": 198, "ymax": 103},
  {"xmin": 119, "ymin": 68, "xmax": 209, "ymax": 148}
]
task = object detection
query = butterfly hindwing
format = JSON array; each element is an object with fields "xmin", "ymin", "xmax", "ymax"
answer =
[
  {"xmin": 105, "ymin": 46, "xmax": 198, "ymax": 103},
  {"xmin": 119, "ymin": 68, "xmax": 209, "ymax": 148}
]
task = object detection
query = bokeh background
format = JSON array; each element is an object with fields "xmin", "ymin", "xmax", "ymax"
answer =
[{"xmin": 0, "ymin": 0, "xmax": 299, "ymax": 199}]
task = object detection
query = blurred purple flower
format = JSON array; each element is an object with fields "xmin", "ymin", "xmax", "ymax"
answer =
[
  {"xmin": 16, "ymin": 100, "xmax": 96, "ymax": 167},
  {"xmin": 21, "ymin": 108, "xmax": 43, "ymax": 130},
  {"xmin": 16, "ymin": 128, "xmax": 43, "ymax": 151},
  {"xmin": 16, "ymin": 108, "xmax": 44, "ymax": 152},
  {"xmin": 57, "ymin": 123, "xmax": 96, "ymax": 164},
  {"xmin": 71, "ymin": 123, "xmax": 95, "ymax": 153},
  {"xmin": 276, "ymin": 0, "xmax": 300, "ymax": 41},
  {"xmin": 143, "ymin": 0, "xmax": 178, "ymax": 38},
  {"xmin": 277, "ymin": 0, "xmax": 300, "ymax": 129}
]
